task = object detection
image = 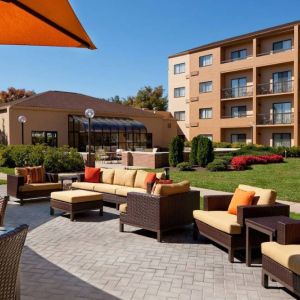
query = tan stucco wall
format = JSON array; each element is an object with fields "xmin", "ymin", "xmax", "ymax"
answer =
[
  {"xmin": 168, "ymin": 54, "xmax": 190, "ymax": 138},
  {"xmin": 8, "ymin": 107, "xmax": 177, "ymax": 149}
]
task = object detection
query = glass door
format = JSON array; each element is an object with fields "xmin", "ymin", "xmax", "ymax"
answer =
[
  {"xmin": 272, "ymin": 71, "xmax": 291, "ymax": 93},
  {"xmin": 231, "ymin": 77, "xmax": 247, "ymax": 97},
  {"xmin": 273, "ymin": 102, "xmax": 292, "ymax": 124}
]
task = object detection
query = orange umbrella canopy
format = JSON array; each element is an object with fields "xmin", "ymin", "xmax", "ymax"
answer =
[{"xmin": 0, "ymin": 0, "xmax": 96, "ymax": 49}]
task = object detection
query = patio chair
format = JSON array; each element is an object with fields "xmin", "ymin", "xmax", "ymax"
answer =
[
  {"xmin": 0, "ymin": 224, "xmax": 29, "ymax": 300},
  {"xmin": 193, "ymin": 184, "xmax": 290, "ymax": 262},
  {"xmin": 262, "ymin": 221, "xmax": 300, "ymax": 298},
  {"xmin": 0, "ymin": 196, "xmax": 9, "ymax": 226},
  {"xmin": 119, "ymin": 181, "xmax": 200, "ymax": 242}
]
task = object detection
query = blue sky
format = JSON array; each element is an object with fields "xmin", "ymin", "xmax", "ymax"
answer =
[{"xmin": 1, "ymin": 0, "xmax": 300, "ymax": 99}]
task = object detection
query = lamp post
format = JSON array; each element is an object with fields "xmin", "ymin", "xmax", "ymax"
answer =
[
  {"xmin": 17, "ymin": 115, "xmax": 27, "ymax": 144},
  {"xmin": 85, "ymin": 108, "xmax": 95, "ymax": 166}
]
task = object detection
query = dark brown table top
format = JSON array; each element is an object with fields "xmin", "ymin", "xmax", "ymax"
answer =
[{"xmin": 246, "ymin": 216, "xmax": 297, "ymax": 234}]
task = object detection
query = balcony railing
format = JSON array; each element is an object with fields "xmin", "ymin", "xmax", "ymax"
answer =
[
  {"xmin": 257, "ymin": 80, "xmax": 293, "ymax": 95},
  {"xmin": 257, "ymin": 47, "xmax": 293, "ymax": 57},
  {"xmin": 221, "ymin": 85, "xmax": 253, "ymax": 99},
  {"xmin": 221, "ymin": 55, "xmax": 252, "ymax": 64},
  {"xmin": 257, "ymin": 112, "xmax": 294, "ymax": 125},
  {"xmin": 221, "ymin": 114, "xmax": 252, "ymax": 119}
]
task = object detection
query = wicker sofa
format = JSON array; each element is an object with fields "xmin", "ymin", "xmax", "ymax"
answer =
[
  {"xmin": 72, "ymin": 168, "xmax": 165, "ymax": 207},
  {"xmin": 193, "ymin": 184, "xmax": 290, "ymax": 262},
  {"xmin": 119, "ymin": 181, "xmax": 200, "ymax": 242},
  {"xmin": 7, "ymin": 172, "xmax": 62, "ymax": 206},
  {"xmin": 262, "ymin": 220, "xmax": 300, "ymax": 297}
]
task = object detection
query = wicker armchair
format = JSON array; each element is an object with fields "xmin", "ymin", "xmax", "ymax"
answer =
[
  {"xmin": 262, "ymin": 220, "xmax": 300, "ymax": 297},
  {"xmin": 0, "ymin": 224, "xmax": 29, "ymax": 300},
  {"xmin": 120, "ymin": 190, "xmax": 200, "ymax": 242},
  {"xmin": 194, "ymin": 194, "xmax": 290, "ymax": 262},
  {"xmin": 0, "ymin": 196, "xmax": 9, "ymax": 226}
]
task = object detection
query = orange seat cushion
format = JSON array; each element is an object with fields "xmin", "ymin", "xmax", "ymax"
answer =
[
  {"xmin": 84, "ymin": 167, "xmax": 100, "ymax": 183},
  {"xmin": 228, "ymin": 188, "xmax": 255, "ymax": 215}
]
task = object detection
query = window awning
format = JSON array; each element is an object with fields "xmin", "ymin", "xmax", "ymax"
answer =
[{"xmin": 72, "ymin": 116, "xmax": 147, "ymax": 132}]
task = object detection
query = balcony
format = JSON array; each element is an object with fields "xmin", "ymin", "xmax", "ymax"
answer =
[
  {"xmin": 221, "ymin": 55, "xmax": 252, "ymax": 64},
  {"xmin": 257, "ymin": 112, "xmax": 294, "ymax": 125},
  {"xmin": 257, "ymin": 47, "xmax": 293, "ymax": 57},
  {"xmin": 221, "ymin": 85, "xmax": 253, "ymax": 100},
  {"xmin": 257, "ymin": 80, "xmax": 293, "ymax": 95}
]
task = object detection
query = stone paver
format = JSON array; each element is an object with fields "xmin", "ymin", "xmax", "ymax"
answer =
[{"xmin": 2, "ymin": 188, "xmax": 295, "ymax": 300}]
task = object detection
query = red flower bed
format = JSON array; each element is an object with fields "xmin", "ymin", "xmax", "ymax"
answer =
[{"xmin": 231, "ymin": 154, "xmax": 284, "ymax": 170}]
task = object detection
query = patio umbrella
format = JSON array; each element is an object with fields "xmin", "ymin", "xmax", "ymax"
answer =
[{"xmin": 0, "ymin": 0, "xmax": 96, "ymax": 49}]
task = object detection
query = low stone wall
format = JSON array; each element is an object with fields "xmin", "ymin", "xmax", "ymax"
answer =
[{"xmin": 122, "ymin": 151, "xmax": 169, "ymax": 169}]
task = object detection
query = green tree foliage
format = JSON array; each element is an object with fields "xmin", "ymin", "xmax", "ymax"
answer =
[
  {"xmin": 106, "ymin": 86, "xmax": 168, "ymax": 111},
  {"xmin": 169, "ymin": 136, "xmax": 184, "ymax": 167},
  {"xmin": 197, "ymin": 136, "xmax": 214, "ymax": 167},
  {"xmin": 0, "ymin": 87, "xmax": 35, "ymax": 103},
  {"xmin": 189, "ymin": 136, "xmax": 199, "ymax": 165}
]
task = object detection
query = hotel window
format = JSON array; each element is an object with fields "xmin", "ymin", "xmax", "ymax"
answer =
[
  {"xmin": 199, "ymin": 54, "xmax": 213, "ymax": 67},
  {"xmin": 273, "ymin": 133, "xmax": 291, "ymax": 148},
  {"xmin": 199, "ymin": 108, "xmax": 212, "ymax": 119},
  {"xmin": 174, "ymin": 87, "xmax": 185, "ymax": 98},
  {"xmin": 174, "ymin": 63, "xmax": 185, "ymax": 74},
  {"xmin": 200, "ymin": 134, "xmax": 213, "ymax": 141},
  {"xmin": 174, "ymin": 111, "xmax": 185, "ymax": 121},
  {"xmin": 231, "ymin": 49, "xmax": 247, "ymax": 60},
  {"xmin": 231, "ymin": 106, "xmax": 247, "ymax": 118},
  {"xmin": 199, "ymin": 81, "xmax": 213, "ymax": 93},
  {"xmin": 273, "ymin": 39, "xmax": 292, "ymax": 52},
  {"xmin": 32, "ymin": 131, "xmax": 58, "ymax": 147},
  {"xmin": 231, "ymin": 134, "xmax": 246, "ymax": 143}
]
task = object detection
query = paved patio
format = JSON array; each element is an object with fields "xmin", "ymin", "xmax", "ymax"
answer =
[{"xmin": 2, "ymin": 186, "xmax": 296, "ymax": 300}]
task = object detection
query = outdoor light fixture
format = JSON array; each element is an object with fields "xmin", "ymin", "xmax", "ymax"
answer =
[
  {"xmin": 18, "ymin": 115, "xmax": 27, "ymax": 145},
  {"xmin": 85, "ymin": 108, "xmax": 95, "ymax": 166}
]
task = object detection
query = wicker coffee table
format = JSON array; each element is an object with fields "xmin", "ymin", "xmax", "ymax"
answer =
[
  {"xmin": 50, "ymin": 190, "xmax": 103, "ymax": 221},
  {"xmin": 246, "ymin": 215, "xmax": 296, "ymax": 267}
]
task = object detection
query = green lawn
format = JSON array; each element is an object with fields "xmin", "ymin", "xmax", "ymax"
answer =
[
  {"xmin": 159, "ymin": 158, "xmax": 300, "ymax": 202},
  {"xmin": 0, "ymin": 167, "xmax": 14, "ymax": 175}
]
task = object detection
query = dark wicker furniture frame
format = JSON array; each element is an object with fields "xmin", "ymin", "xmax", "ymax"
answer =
[
  {"xmin": 7, "ymin": 173, "xmax": 62, "ymax": 206},
  {"xmin": 262, "ymin": 221, "xmax": 300, "ymax": 298},
  {"xmin": 120, "ymin": 190, "xmax": 200, "ymax": 242},
  {"xmin": 246, "ymin": 216, "xmax": 297, "ymax": 267},
  {"xmin": 0, "ymin": 196, "xmax": 9, "ymax": 226},
  {"xmin": 0, "ymin": 224, "xmax": 28, "ymax": 300},
  {"xmin": 193, "ymin": 194, "xmax": 290, "ymax": 262},
  {"xmin": 50, "ymin": 198, "xmax": 103, "ymax": 221}
]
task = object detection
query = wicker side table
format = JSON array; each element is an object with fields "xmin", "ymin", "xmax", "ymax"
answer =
[{"xmin": 245, "ymin": 216, "xmax": 296, "ymax": 267}]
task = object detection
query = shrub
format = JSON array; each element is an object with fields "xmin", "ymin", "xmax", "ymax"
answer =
[
  {"xmin": 197, "ymin": 136, "xmax": 214, "ymax": 167},
  {"xmin": 168, "ymin": 136, "xmax": 184, "ymax": 167},
  {"xmin": 177, "ymin": 162, "xmax": 193, "ymax": 171},
  {"xmin": 184, "ymin": 140, "xmax": 191, "ymax": 147},
  {"xmin": 189, "ymin": 136, "xmax": 198, "ymax": 165},
  {"xmin": 231, "ymin": 154, "xmax": 284, "ymax": 170},
  {"xmin": 207, "ymin": 159, "xmax": 228, "ymax": 172},
  {"xmin": 213, "ymin": 142, "xmax": 232, "ymax": 148}
]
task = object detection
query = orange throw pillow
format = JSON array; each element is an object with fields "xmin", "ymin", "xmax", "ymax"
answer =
[
  {"xmin": 228, "ymin": 188, "xmax": 255, "ymax": 215},
  {"xmin": 84, "ymin": 167, "xmax": 100, "ymax": 183},
  {"xmin": 144, "ymin": 172, "xmax": 157, "ymax": 188}
]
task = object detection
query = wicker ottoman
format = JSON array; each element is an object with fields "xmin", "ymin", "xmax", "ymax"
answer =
[{"xmin": 50, "ymin": 190, "xmax": 103, "ymax": 221}]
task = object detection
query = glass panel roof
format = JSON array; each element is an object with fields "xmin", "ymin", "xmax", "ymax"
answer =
[{"xmin": 72, "ymin": 116, "xmax": 147, "ymax": 132}]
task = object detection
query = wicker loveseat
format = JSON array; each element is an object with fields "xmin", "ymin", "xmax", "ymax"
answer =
[
  {"xmin": 7, "ymin": 168, "xmax": 62, "ymax": 206},
  {"xmin": 262, "ymin": 220, "xmax": 300, "ymax": 297},
  {"xmin": 119, "ymin": 181, "xmax": 200, "ymax": 242},
  {"xmin": 72, "ymin": 168, "xmax": 165, "ymax": 207},
  {"xmin": 193, "ymin": 184, "xmax": 290, "ymax": 262}
]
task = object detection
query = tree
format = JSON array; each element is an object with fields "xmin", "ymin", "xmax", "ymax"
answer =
[
  {"xmin": 197, "ymin": 136, "xmax": 214, "ymax": 167},
  {"xmin": 169, "ymin": 136, "xmax": 184, "ymax": 167},
  {"xmin": 127, "ymin": 85, "xmax": 167, "ymax": 111},
  {"xmin": 0, "ymin": 87, "xmax": 35, "ymax": 103},
  {"xmin": 106, "ymin": 86, "xmax": 168, "ymax": 111},
  {"xmin": 189, "ymin": 136, "xmax": 198, "ymax": 165}
]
